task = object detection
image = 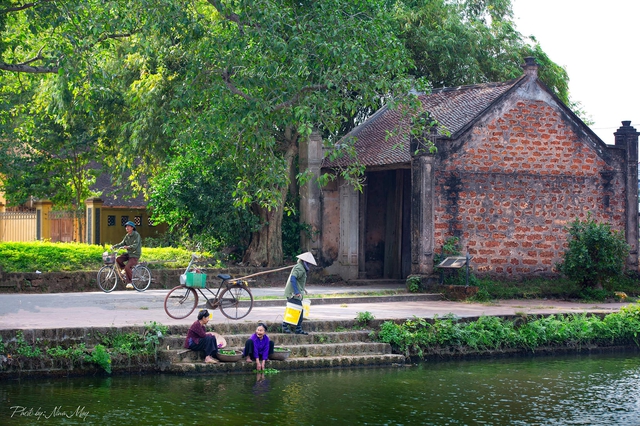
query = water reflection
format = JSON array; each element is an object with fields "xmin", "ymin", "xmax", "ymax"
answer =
[{"xmin": 1, "ymin": 352, "xmax": 640, "ymax": 425}]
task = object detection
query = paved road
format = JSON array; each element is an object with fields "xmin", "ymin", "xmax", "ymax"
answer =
[{"xmin": 0, "ymin": 285, "xmax": 629, "ymax": 330}]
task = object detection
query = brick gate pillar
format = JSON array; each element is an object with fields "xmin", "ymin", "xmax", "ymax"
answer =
[
  {"xmin": 614, "ymin": 121, "xmax": 639, "ymax": 271},
  {"xmin": 299, "ymin": 131, "xmax": 322, "ymax": 255},
  {"xmin": 410, "ymin": 154, "xmax": 435, "ymax": 275}
]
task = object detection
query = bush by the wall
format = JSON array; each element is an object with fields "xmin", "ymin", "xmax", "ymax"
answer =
[{"xmin": 557, "ymin": 214, "xmax": 630, "ymax": 290}]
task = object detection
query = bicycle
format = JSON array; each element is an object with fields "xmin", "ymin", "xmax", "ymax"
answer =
[
  {"xmin": 163, "ymin": 254, "xmax": 254, "ymax": 320},
  {"xmin": 97, "ymin": 251, "xmax": 152, "ymax": 293}
]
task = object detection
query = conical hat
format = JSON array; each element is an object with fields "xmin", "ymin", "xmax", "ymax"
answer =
[{"xmin": 296, "ymin": 251, "xmax": 317, "ymax": 266}]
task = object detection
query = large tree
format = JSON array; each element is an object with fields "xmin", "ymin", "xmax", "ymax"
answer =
[
  {"xmin": 394, "ymin": 0, "xmax": 570, "ymax": 103},
  {"xmin": 0, "ymin": 0, "xmax": 574, "ymax": 267},
  {"xmin": 0, "ymin": 0, "xmax": 141, "ymax": 209},
  {"xmin": 148, "ymin": 0, "xmax": 419, "ymax": 266}
]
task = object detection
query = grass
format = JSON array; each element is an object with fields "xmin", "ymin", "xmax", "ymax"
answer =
[
  {"xmin": 468, "ymin": 274, "xmax": 640, "ymax": 302},
  {"xmin": 0, "ymin": 241, "xmax": 206, "ymax": 273}
]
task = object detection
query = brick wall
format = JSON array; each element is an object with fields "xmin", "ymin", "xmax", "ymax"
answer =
[{"xmin": 434, "ymin": 100, "xmax": 626, "ymax": 277}]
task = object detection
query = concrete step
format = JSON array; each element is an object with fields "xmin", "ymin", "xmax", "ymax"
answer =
[
  {"xmin": 165, "ymin": 341, "xmax": 392, "ymax": 363},
  {"xmin": 251, "ymin": 293, "xmax": 441, "ymax": 307},
  {"xmin": 162, "ymin": 330, "xmax": 374, "ymax": 349},
  {"xmin": 161, "ymin": 353, "xmax": 407, "ymax": 374},
  {"xmin": 165, "ymin": 318, "xmax": 388, "ymax": 335}
]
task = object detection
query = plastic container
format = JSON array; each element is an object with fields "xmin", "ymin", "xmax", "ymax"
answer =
[
  {"xmin": 185, "ymin": 273, "xmax": 207, "ymax": 288},
  {"xmin": 302, "ymin": 299, "xmax": 311, "ymax": 319},
  {"xmin": 283, "ymin": 302, "xmax": 303, "ymax": 325}
]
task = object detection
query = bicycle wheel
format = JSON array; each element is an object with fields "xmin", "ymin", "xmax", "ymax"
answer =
[
  {"xmin": 218, "ymin": 284, "xmax": 253, "ymax": 320},
  {"xmin": 131, "ymin": 265, "xmax": 152, "ymax": 292},
  {"xmin": 97, "ymin": 265, "xmax": 118, "ymax": 293},
  {"xmin": 164, "ymin": 286, "xmax": 198, "ymax": 319}
]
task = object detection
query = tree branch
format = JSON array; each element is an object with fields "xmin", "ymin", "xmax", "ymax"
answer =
[
  {"xmin": 1, "ymin": 0, "xmax": 54, "ymax": 14},
  {"xmin": 272, "ymin": 84, "xmax": 327, "ymax": 111},
  {"xmin": 206, "ymin": 0, "xmax": 242, "ymax": 25},
  {"xmin": 0, "ymin": 47, "xmax": 58, "ymax": 73},
  {"xmin": 221, "ymin": 69, "xmax": 255, "ymax": 102},
  {"xmin": 206, "ymin": 0, "xmax": 262, "ymax": 34}
]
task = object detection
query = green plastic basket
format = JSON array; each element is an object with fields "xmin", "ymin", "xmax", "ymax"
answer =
[{"xmin": 185, "ymin": 273, "xmax": 207, "ymax": 288}]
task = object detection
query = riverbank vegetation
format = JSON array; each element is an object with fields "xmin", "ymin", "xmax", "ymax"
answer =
[
  {"xmin": 0, "ymin": 322, "xmax": 168, "ymax": 374},
  {"xmin": 376, "ymin": 303, "xmax": 640, "ymax": 358}
]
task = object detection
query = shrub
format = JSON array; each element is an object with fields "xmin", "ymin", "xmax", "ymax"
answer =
[
  {"xmin": 406, "ymin": 276, "xmax": 421, "ymax": 293},
  {"xmin": 557, "ymin": 214, "xmax": 630, "ymax": 290}
]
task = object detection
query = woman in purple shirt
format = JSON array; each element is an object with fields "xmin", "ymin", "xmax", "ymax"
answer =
[
  {"xmin": 243, "ymin": 322, "xmax": 274, "ymax": 371},
  {"xmin": 184, "ymin": 310, "xmax": 221, "ymax": 363}
]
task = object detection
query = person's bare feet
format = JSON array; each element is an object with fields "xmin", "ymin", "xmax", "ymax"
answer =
[
  {"xmin": 205, "ymin": 356, "xmax": 219, "ymax": 364},
  {"xmin": 245, "ymin": 357, "xmax": 252, "ymax": 363}
]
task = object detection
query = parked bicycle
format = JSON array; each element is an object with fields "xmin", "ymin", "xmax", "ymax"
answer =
[
  {"xmin": 97, "ymin": 251, "xmax": 152, "ymax": 293},
  {"xmin": 163, "ymin": 254, "xmax": 254, "ymax": 320}
]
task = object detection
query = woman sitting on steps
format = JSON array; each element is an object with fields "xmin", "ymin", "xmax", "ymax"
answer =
[
  {"xmin": 243, "ymin": 322, "xmax": 274, "ymax": 371},
  {"xmin": 184, "ymin": 310, "xmax": 226, "ymax": 363}
]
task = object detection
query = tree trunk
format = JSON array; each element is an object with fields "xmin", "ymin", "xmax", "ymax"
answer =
[
  {"xmin": 242, "ymin": 202, "xmax": 284, "ymax": 267},
  {"xmin": 242, "ymin": 131, "xmax": 298, "ymax": 267}
]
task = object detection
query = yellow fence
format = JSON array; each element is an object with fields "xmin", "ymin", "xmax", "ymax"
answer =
[
  {"xmin": 0, "ymin": 211, "xmax": 37, "ymax": 242},
  {"xmin": 0, "ymin": 210, "xmax": 85, "ymax": 243}
]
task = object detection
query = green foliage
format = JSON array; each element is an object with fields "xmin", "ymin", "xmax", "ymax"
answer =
[
  {"xmin": 406, "ymin": 276, "xmax": 422, "ymax": 293},
  {"xmin": 394, "ymin": 0, "xmax": 571, "ymax": 106},
  {"xmin": 434, "ymin": 237, "xmax": 461, "ymax": 265},
  {"xmin": 46, "ymin": 344, "xmax": 89, "ymax": 363},
  {"xmin": 557, "ymin": 215, "xmax": 630, "ymax": 289},
  {"xmin": 355, "ymin": 311, "xmax": 375, "ymax": 327},
  {"xmin": 14, "ymin": 331, "xmax": 42, "ymax": 358},
  {"xmin": 149, "ymin": 151, "xmax": 258, "ymax": 252},
  {"xmin": 281, "ymin": 199, "xmax": 314, "ymax": 261},
  {"xmin": 375, "ymin": 304, "xmax": 640, "ymax": 357},
  {"xmin": 0, "ymin": 0, "xmax": 575, "ymax": 268},
  {"xmin": 143, "ymin": 321, "xmax": 169, "ymax": 351},
  {"xmin": 90, "ymin": 344, "xmax": 112, "ymax": 374},
  {"xmin": 0, "ymin": 241, "xmax": 201, "ymax": 272},
  {"xmin": 0, "ymin": 336, "xmax": 5, "ymax": 354}
]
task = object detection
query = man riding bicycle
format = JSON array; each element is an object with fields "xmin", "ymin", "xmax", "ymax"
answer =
[{"xmin": 111, "ymin": 220, "xmax": 142, "ymax": 289}]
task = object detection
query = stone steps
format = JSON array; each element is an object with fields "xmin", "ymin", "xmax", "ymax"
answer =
[
  {"xmin": 166, "ymin": 341, "xmax": 393, "ymax": 363},
  {"xmin": 161, "ymin": 353, "xmax": 407, "ymax": 374},
  {"xmin": 162, "ymin": 321, "xmax": 406, "ymax": 372},
  {"xmin": 162, "ymin": 330, "xmax": 373, "ymax": 349}
]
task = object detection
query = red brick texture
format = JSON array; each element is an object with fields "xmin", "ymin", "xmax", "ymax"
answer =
[{"xmin": 434, "ymin": 101, "xmax": 626, "ymax": 277}]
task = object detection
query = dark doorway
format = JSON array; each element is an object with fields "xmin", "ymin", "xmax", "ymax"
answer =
[{"xmin": 363, "ymin": 169, "xmax": 411, "ymax": 279}]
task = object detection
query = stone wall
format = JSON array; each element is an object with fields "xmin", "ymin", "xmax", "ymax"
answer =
[
  {"xmin": 0, "ymin": 267, "xmax": 332, "ymax": 293},
  {"xmin": 433, "ymin": 98, "xmax": 627, "ymax": 277}
]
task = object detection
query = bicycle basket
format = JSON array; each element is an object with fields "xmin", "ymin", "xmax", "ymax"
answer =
[
  {"xmin": 185, "ymin": 273, "xmax": 207, "ymax": 288},
  {"xmin": 102, "ymin": 252, "xmax": 116, "ymax": 264}
]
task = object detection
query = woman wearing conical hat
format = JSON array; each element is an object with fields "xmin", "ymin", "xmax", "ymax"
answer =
[{"xmin": 282, "ymin": 252, "xmax": 317, "ymax": 335}]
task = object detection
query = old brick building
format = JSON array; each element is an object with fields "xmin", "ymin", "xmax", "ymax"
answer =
[{"xmin": 301, "ymin": 57, "xmax": 639, "ymax": 281}]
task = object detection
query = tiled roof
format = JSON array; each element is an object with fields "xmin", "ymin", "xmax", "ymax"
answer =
[
  {"xmin": 92, "ymin": 172, "xmax": 148, "ymax": 208},
  {"xmin": 323, "ymin": 77, "xmax": 523, "ymax": 168}
]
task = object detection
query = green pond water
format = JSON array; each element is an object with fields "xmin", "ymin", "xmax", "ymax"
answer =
[{"xmin": 1, "ymin": 352, "xmax": 640, "ymax": 425}]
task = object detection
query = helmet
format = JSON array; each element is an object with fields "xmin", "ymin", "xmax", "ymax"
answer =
[
  {"xmin": 124, "ymin": 220, "xmax": 136, "ymax": 229},
  {"xmin": 296, "ymin": 251, "xmax": 317, "ymax": 266}
]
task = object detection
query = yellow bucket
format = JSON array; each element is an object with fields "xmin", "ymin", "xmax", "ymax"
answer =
[
  {"xmin": 283, "ymin": 302, "xmax": 303, "ymax": 325},
  {"xmin": 302, "ymin": 299, "xmax": 311, "ymax": 319}
]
